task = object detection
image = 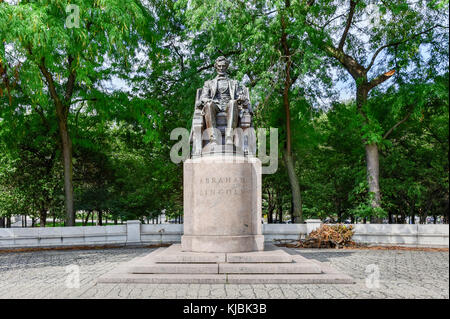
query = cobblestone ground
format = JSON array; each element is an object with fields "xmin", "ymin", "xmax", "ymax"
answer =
[{"xmin": 0, "ymin": 247, "xmax": 448, "ymax": 299}]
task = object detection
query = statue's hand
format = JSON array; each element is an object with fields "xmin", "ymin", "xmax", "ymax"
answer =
[
  {"xmin": 201, "ymin": 97, "xmax": 212, "ymax": 104},
  {"xmin": 237, "ymin": 94, "xmax": 249, "ymax": 108},
  {"xmin": 196, "ymin": 98, "xmax": 209, "ymax": 108},
  {"xmin": 195, "ymin": 100, "xmax": 203, "ymax": 109}
]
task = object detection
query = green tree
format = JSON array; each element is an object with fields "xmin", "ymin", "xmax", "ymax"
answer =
[
  {"xmin": 178, "ymin": 0, "xmax": 338, "ymax": 223},
  {"xmin": 302, "ymin": 0, "xmax": 448, "ymax": 213},
  {"xmin": 0, "ymin": 110, "xmax": 64, "ymax": 226},
  {"xmin": 0, "ymin": 0, "xmax": 158, "ymax": 225}
]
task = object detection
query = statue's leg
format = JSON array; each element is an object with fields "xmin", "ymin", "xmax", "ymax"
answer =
[
  {"xmin": 225, "ymin": 100, "xmax": 239, "ymax": 145},
  {"xmin": 203, "ymin": 102, "xmax": 219, "ymax": 143}
]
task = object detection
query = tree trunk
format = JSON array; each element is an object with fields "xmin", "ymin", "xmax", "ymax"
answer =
[
  {"xmin": 357, "ymin": 85, "xmax": 382, "ymax": 221},
  {"xmin": 365, "ymin": 143, "xmax": 381, "ymax": 209},
  {"xmin": 419, "ymin": 212, "xmax": 426, "ymax": 224},
  {"xmin": 84, "ymin": 211, "xmax": 91, "ymax": 226},
  {"xmin": 445, "ymin": 200, "xmax": 449, "ymax": 224},
  {"xmin": 57, "ymin": 113, "xmax": 75, "ymax": 226},
  {"xmin": 290, "ymin": 199, "xmax": 294, "ymax": 223},
  {"xmin": 284, "ymin": 152, "xmax": 303, "ymax": 223},
  {"xmin": 0, "ymin": 217, "xmax": 4, "ymax": 228},
  {"xmin": 40, "ymin": 209, "xmax": 47, "ymax": 227},
  {"xmin": 280, "ymin": 2, "xmax": 303, "ymax": 224},
  {"xmin": 277, "ymin": 203, "xmax": 283, "ymax": 223},
  {"xmin": 268, "ymin": 207, "xmax": 273, "ymax": 223},
  {"xmin": 98, "ymin": 210, "xmax": 103, "ymax": 226},
  {"xmin": 266, "ymin": 189, "xmax": 273, "ymax": 223}
]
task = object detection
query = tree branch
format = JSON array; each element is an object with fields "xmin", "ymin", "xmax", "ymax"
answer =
[
  {"xmin": 321, "ymin": 43, "xmax": 366, "ymax": 80},
  {"xmin": 38, "ymin": 57, "xmax": 62, "ymax": 107},
  {"xmin": 368, "ymin": 69, "xmax": 395, "ymax": 90},
  {"xmin": 366, "ymin": 24, "xmax": 447, "ymax": 71},
  {"xmin": 321, "ymin": 13, "xmax": 347, "ymax": 30},
  {"xmin": 70, "ymin": 97, "xmax": 98, "ymax": 105},
  {"xmin": 338, "ymin": 0, "xmax": 357, "ymax": 51},
  {"xmin": 64, "ymin": 55, "xmax": 76, "ymax": 117},
  {"xmin": 170, "ymin": 42, "xmax": 185, "ymax": 72},
  {"xmin": 383, "ymin": 108, "xmax": 413, "ymax": 139}
]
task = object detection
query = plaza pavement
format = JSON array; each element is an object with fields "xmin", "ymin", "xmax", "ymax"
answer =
[{"xmin": 0, "ymin": 246, "xmax": 448, "ymax": 299}]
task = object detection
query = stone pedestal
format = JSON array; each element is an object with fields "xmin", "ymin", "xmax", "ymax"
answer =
[
  {"xmin": 97, "ymin": 244, "xmax": 354, "ymax": 284},
  {"xmin": 97, "ymin": 152, "xmax": 353, "ymax": 285},
  {"xmin": 181, "ymin": 155, "xmax": 264, "ymax": 253}
]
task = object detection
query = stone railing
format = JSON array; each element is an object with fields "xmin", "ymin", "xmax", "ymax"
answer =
[
  {"xmin": 0, "ymin": 220, "xmax": 448, "ymax": 249},
  {"xmin": 352, "ymin": 224, "xmax": 449, "ymax": 247}
]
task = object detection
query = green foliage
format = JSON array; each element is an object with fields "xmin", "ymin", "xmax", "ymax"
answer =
[{"xmin": 0, "ymin": 1, "xmax": 448, "ymax": 226}]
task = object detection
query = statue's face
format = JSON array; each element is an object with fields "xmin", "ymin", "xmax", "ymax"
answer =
[{"xmin": 215, "ymin": 60, "xmax": 228, "ymax": 76}]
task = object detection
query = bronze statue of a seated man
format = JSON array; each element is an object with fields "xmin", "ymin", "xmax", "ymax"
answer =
[{"xmin": 195, "ymin": 56, "xmax": 251, "ymax": 145}]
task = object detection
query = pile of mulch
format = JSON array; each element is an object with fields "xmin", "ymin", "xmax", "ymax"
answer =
[
  {"xmin": 274, "ymin": 240, "xmax": 448, "ymax": 252},
  {"xmin": 343, "ymin": 245, "xmax": 448, "ymax": 252}
]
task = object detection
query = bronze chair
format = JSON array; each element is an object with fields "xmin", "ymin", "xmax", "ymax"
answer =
[{"xmin": 189, "ymin": 87, "xmax": 254, "ymax": 158}]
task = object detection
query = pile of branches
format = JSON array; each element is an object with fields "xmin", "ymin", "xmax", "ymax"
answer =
[
  {"xmin": 275, "ymin": 224, "xmax": 356, "ymax": 249},
  {"xmin": 301, "ymin": 224, "xmax": 356, "ymax": 248}
]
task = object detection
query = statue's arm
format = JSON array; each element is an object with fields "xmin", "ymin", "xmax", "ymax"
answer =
[
  {"xmin": 196, "ymin": 81, "xmax": 211, "ymax": 108},
  {"xmin": 195, "ymin": 81, "xmax": 209, "ymax": 109},
  {"xmin": 237, "ymin": 82, "xmax": 250, "ymax": 109}
]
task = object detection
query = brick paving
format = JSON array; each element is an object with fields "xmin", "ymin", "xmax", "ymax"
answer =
[{"xmin": 0, "ymin": 246, "xmax": 448, "ymax": 299}]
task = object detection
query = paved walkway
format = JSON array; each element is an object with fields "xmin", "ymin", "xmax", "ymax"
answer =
[{"xmin": 0, "ymin": 247, "xmax": 448, "ymax": 299}]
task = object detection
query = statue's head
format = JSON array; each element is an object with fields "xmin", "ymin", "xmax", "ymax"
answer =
[{"xmin": 214, "ymin": 56, "xmax": 229, "ymax": 76}]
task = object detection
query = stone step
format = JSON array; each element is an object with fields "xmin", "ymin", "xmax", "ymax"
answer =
[
  {"xmin": 153, "ymin": 244, "xmax": 226, "ymax": 263},
  {"xmin": 226, "ymin": 274, "xmax": 354, "ymax": 284},
  {"xmin": 130, "ymin": 260, "xmax": 320, "ymax": 275},
  {"xmin": 97, "ymin": 273, "xmax": 353, "ymax": 284},
  {"xmin": 151, "ymin": 243, "xmax": 295, "ymax": 264},
  {"xmin": 98, "ymin": 273, "xmax": 227, "ymax": 284},
  {"xmin": 226, "ymin": 246, "xmax": 294, "ymax": 263},
  {"xmin": 219, "ymin": 262, "xmax": 321, "ymax": 274},
  {"xmin": 130, "ymin": 263, "xmax": 219, "ymax": 274},
  {"xmin": 96, "ymin": 245, "xmax": 354, "ymax": 284}
]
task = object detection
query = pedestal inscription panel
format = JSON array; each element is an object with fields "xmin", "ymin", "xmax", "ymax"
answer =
[{"xmin": 182, "ymin": 155, "xmax": 264, "ymax": 253}]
